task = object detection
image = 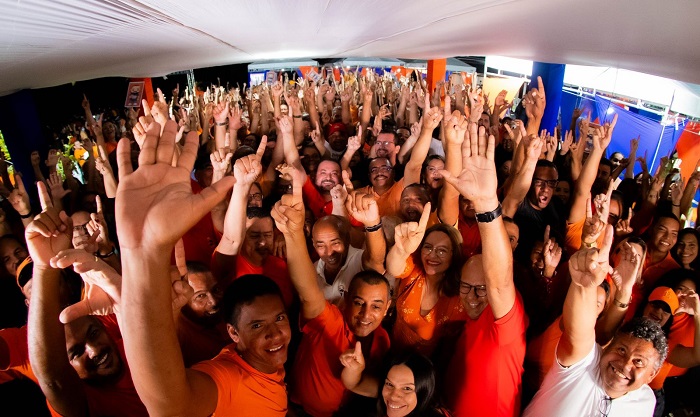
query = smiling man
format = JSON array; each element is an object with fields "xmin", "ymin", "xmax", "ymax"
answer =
[
  {"xmin": 272, "ymin": 171, "xmax": 391, "ymax": 417},
  {"xmin": 524, "ymin": 227, "xmax": 666, "ymax": 417}
]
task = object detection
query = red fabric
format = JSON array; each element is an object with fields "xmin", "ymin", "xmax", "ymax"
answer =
[
  {"xmin": 0, "ymin": 326, "xmax": 36, "ymax": 383},
  {"xmin": 173, "ymin": 179, "xmax": 219, "ymax": 267},
  {"xmin": 303, "ymin": 176, "xmax": 332, "ymax": 219},
  {"xmin": 192, "ymin": 345, "xmax": 287, "ymax": 417},
  {"xmin": 232, "ymin": 254, "xmax": 295, "ymax": 310},
  {"xmin": 444, "ymin": 294, "xmax": 528, "ymax": 417},
  {"xmin": 524, "ymin": 316, "xmax": 563, "ymax": 390},
  {"xmin": 290, "ymin": 302, "xmax": 390, "ymax": 417},
  {"xmin": 625, "ymin": 252, "xmax": 680, "ymax": 322},
  {"xmin": 457, "ymin": 217, "xmax": 482, "ymax": 259}
]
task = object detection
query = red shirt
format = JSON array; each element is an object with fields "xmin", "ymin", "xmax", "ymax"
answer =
[
  {"xmin": 290, "ymin": 302, "xmax": 390, "ymax": 417},
  {"xmin": 234, "ymin": 254, "xmax": 295, "ymax": 309},
  {"xmin": 457, "ymin": 217, "xmax": 482, "ymax": 259},
  {"xmin": 444, "ymin": 294, "xmax": 528, "ymax": 417},
  {"xmin": 178, "ymin": 179, "xmax": 219, "ymax": 266}
]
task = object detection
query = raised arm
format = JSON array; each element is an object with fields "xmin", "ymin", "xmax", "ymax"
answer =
[
  {"xmin": 558, "ymin": 226, "xmax": 615, "ymax": 367},
  {"xmin": 501, "ymin": 134, "xmax": 543, "ymax": 218},
  {"xmin": 405, "ymin": 95, "xmax": 442, "ymax": 185},
  {"xmin": 441, "ymin": 126, "xmax": 514, "ymax": 319},
  {"xmin": 438, "ymin": 98, "xmax": 468, "ymax": 226},
  {"xmin": 26, "ymin": 182, "xmax": 87, "ymax": 417},
  {"xmin": 386, "ymin": 204, "xmax": 430, "ymax": 277},
  {"xmin": 339, "ymin": 341, "xmax": 379, "ymax": 397},
  {"xmin": 568, "ymin": 114, "xmax": 617, "ymax": 223},
  {"xmin": 117, "ymin": 120, "xmax": 234, "ymax": 416},
  {"xmin": 215, "ymin": 139, "xmax": 266, "ymax": 256},
  {"xmin": 667, "ymin": 292, "xmax": 700, "ymax": 368},
  {"xmin": 342, "ymin": 174, "xmax": 386, "ymax": 274},
  {"xmin": 271, "ymin": 166, "xmax": 326, "ymax": 320}
]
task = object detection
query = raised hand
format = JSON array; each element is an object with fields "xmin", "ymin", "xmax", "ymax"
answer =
[
  {"xmin": 339, "ymin": 341, "xmax": 365, "ymax": 373},
  {"xmin": 210, "ymin": 139, "xmax": 233, "ymax": 184},
  {"xmin": 522, "ymin": 76, "xmax": 546, "ymax": 121},
  {"xmin": 8, "ymin": 173, "xmax": 32, "ymax": 216},
  {"xmin": 582, "ymin": 196, "xmax": 606, "ymax": 247},
  {"xmin": 560, "ymin": 129, "xmax": 574, "ymax": 155},
  {"xmin": 47, "ymin": 172, "xmax": 70, "ymax": 200},
  {"xmin": 393, "ymin": 203, "xmax": 431, "ymax": 255},
  {"xmin": 676, "ymin": 291, "xmax": 699, "ymax": 316},
  {"xmin": 542, "ymin": 226, "xmax": 562, "ymax": 273},
  {"xmin": 439, "ymin": 124, "xmax": 499, "ymax": 211},
  {"xmin": 569, "ymin": 225, "xmax": 614, "ymax": 288},
  {"xmin": 115, "ymin": 120, "xmax": 235, "ymax": 251},
  {"xmin": 50, "ymin": 248, "xmax": 122, "ymax": 322},
  {"xmin": 233, "ymin": 137, "xmax": 266, "ymax": 187},
  {"xmin": 611, "ymin": 241, "xmax": 642, "ymax": 293},
  {"xmin": 25, "ymin": 181, "xmax": 72, "ymax": 267},
  {"xmin": 342, "ymin": 171, "xmax": 380, "ymax": 227},
  {"xmin": 45, "ymin": 149, "xmax": 59, "ymax": 169},
  {"xmin": 270, "ymin": 169, "xmax": 304, "ymax": 236},
  {"xmin": 614, "ymin": 208, "xmax": 634, "ymax": 237},
  {"xmin": 212, "ymin": 101, "xmax": 229, "ymax": 125}
]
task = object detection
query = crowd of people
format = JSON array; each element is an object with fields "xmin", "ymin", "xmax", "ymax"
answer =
[{"xmin": 0, "ymin": 68, "xmax": 698, "ymax": 417}]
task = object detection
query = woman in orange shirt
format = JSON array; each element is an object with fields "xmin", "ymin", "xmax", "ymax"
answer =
[{"xmin": 386, "ymin": 213, "xmax": 467, "ymax": 357}]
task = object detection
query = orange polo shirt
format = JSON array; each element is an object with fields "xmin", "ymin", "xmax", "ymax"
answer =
[
  {"xmin": 357, "ymin": 178, "xmax": 405, "ymax": 218},
  {"xmin": 391, "ymin": 256, "xmax": 467, "ymax": 356},
  {"xmin": 290, "ymin": 302, "xmax": 390, "ymax": 417},
  {"xmin": 192, "ymin": 345, "xmax": 287, "ymax": 417}
]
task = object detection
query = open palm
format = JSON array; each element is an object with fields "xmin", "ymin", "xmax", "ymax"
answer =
[{"xmin": 116, "ymin": 121, "xmax": 234, "ymax": 251}]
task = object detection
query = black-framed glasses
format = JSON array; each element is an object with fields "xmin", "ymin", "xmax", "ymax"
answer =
[
  {"xmin": 376, "ymin": 141, "xmax": 395, "ymax": 146},
  {"xmin": 459, "ymin": 282, "xmax": 487, "ymax": 297},
  {"xmin": 421, "ymin": 244, "xmax": 450, "ymax": 259},
  {"xmin": 533, "ymin": 178, "xmax": 558, "ymax": 189},
  {"xmin": 248, "ymin": 192, "xmax": 263, "ymax": 202},
  {"xmin": 599, "ymin": 395, "xmax": 612, "ymax": 417}
]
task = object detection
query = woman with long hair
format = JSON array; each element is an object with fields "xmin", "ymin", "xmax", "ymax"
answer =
[
  {"xmin": 340, "ymin": 348, "xmax": 450, "ymax": 417},
  {"xmin": 386, "ymin": 219, "xmax": 466, "ymax": 356},
  {"xmin": 671, "ymin": 228, "xmax": 700, "ymax": 270}
]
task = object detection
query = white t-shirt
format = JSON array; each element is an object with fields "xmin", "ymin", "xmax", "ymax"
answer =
[
  {"xmin": 523, "ymin": 344, "xmax": 656, "ymax": 417},
  {"xmin": 315, "ymin": 246, "xmax": 365, "ymax": 305}
]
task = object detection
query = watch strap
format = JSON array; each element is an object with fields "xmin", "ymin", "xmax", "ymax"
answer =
[{"xmin": 475, "ymin": 204, "xmax": 502, "ymax": 223}]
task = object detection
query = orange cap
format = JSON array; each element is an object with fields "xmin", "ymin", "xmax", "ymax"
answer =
[
  {"xmin": 648, "ymin": 286, "xmax": 679, "ymax": 314},
  {"xmin": 15, "ymin": 256, "xmax": 33, "ymax": 289}
]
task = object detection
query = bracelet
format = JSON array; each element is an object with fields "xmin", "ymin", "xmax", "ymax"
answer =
[
  {"xmin": 96, "ymin": 247, "xmax": 116, "ymax": 258},
  {"xmin": 582, "ymin": 240, "xmax": 596, "ymax": 248},
  {"xmin": 673, "ymin": 203, "xmax": 680, "ymax": 207},
  {"xmin": 613, "ymin": 297, "xmax": 630, "ymax": 309},
  {"xmin": 292, "ymin": 115, "xmax": 302, "ymax": 119},
  {"xmin": 364, "ymin": 222, "xmax": 383, "ymax": 233},
  {"xmin": 19, "ymin": 212, "xmax": 32, "ymax": 219},
  {"xmin": 215, "ymin": 120, "xmax": 229, "ymax": 127}
]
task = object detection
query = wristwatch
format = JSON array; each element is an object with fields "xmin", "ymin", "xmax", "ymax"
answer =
[{"xmin": 475, "ymin": 204, "xmax": 502, "ymax": 223}]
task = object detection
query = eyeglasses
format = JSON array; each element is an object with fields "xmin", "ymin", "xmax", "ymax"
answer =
[
  {"xmin": 248, "ymin": 192, "xmax": 263, "ymax": 201},
  {"xmin": 421, "ymin": 244, "xmax": 450, "ymax": 259},
  {"xmin": 370, "ymin": 165, "xmax": 392, "ymax": 174},
  {"xmin": 533, "ymin": 178, "xmax": 558, "ymax": 189},
  {"xmin": 459, "ymin": 282, "xmax": 487, "ymax": 297},
  {"xmin": 599, "ymin": 395, "xmax": 612, "ymax": 417},
  {"xmin": 376, "ymin": 141, "xmax": 395, "ymax": 146}
]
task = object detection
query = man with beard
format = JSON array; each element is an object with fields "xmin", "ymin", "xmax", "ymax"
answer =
[
  {"xmin": 357, "ymin": 99, "xmax": 444, "ymax": 218},
  {"xmin": 271, "ymin": 169, "xmax": 392, "ymax": 417},
  {"xmin": 302, "ymin": 159, "xmax": 342, "ymax": 219},
  {"xmin": 176, "ymin": 262, "xmax": 230, "ymax": 367},
  {"xmin": 312, "ymin": 190, "xmax": 387, "ymax": 306},
  {"xmin": 524, "ymin": 227, "xmax": 665, "ymax": 417},
  {"xmin": 24, "ymin": 184, "xmax": 149, "ymax": 417}
]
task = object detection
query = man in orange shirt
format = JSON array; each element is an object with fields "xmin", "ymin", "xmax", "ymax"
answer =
[
  {"xmin": 116, "ymin": 120, "xmax": 293, "ymax": 416},
  {"xmin": 271, "ymin": 167, "xmax": 391, "ymax": 417}
]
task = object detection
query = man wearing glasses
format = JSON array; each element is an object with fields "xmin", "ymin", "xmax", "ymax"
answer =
[
  {"xmin": 508, "ymin": 157, "xmax": 566, "ymax": 265},
  {"xmin": 440, "ymin": 126, "xmax": 528, "ymax": 417}
]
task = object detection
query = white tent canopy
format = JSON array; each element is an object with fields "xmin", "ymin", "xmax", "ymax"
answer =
[
  {"xmin": 1, "ymin": 0, "xmax": 699, "ymax": 97},
  {"xmin": 248, "ymin": 59, "xmax": 319, "ymax": 72},
  {"xmin": 328, "ymin": 57, "xmax": 405, "ymax": 68}
]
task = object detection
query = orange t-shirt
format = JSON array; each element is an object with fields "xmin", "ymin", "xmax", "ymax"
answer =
[
  {"xmin": 290, "ymin": 302, "xmax": 390, "ymax": 417},
  {"xmin": 625, "ymin": 252, "xmax": 680, "ymax": 322},
  {"xmin": 234, "ymin": 254, "xmax": 295, "ymax": 310},
  {"xmin": 524, "ymin": 316, "xmax": 563, "ymax": 390},
  {"xmin": 564, "ymin": 217, "xmax": 607, "ymax": 256},
  {"xmin": 357, "ymin": 178, "xmax": 405, "ymax": 218},
  {"xmin": 192, "ymin": 345, "xmax": 287, "ymax": 417},
  {"xmin": 649, "ymin": 312, "xmax": 697, "ymax": 388},
  {"xmin": 391, "ymin": 256, "xmax": 467, "ymax": 356},
  {"xmin": 0, "ymin": 326, "xmax": 36, "ymax": 383}
]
